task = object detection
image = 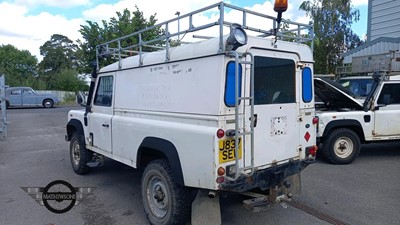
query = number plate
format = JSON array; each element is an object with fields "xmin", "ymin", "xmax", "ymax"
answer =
[{"xmin": 219, "ymin": 138, "xmax": 242, "ymax": 164}]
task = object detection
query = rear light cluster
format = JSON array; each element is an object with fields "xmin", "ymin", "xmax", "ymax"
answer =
[
  {"xmin": 216, "ymin": 165, "xmax": 237, "ymax": 183},
  {"xmin": 312, "ymin": 117, "xmax": 319, "ymax": 125},
  {"xmin": 216, "ymin": 129, "xmax": 227, "ymax": 183},
  {"xmin": 306, "ymin": 145, "xmax": 318, "ymax": 157},
  {"xmin": 216, "ymin": 166, "xmax": 226, "ymax": 183}
]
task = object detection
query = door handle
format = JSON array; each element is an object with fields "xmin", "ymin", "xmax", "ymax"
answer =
[
  {"xmin": 250, "ymin": 114, "xmax": 258, "ymax": 128},
  {"xmin": 102, "ymin": 123, "xmax": 109, "ymax": 128}
]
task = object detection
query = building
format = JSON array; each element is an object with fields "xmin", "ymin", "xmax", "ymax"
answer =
[
  {"xmin": 367, "ymin": 0, "xmax": 400, "ymax": 41},
  {"xmin": 339, "ymin": 0, "xmax": 400, "ymax": 76}
]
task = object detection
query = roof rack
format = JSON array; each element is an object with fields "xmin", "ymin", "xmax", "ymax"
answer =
[{"xmin": 96, "ymin": 1, "xmax": 314, "ymax": 70}]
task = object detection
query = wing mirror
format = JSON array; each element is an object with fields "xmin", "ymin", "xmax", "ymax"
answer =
[{"xmin": 77, "ymin": 91, "xmax": 87, "ymax": 107}]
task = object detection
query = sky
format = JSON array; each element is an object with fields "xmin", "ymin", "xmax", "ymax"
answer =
[{"xmin": 0, "ymin": 0, "xmax": 369, "ymax": 61}]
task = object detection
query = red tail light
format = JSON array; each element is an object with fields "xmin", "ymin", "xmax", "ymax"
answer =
[
  {"xmin": 216, "ymin": 176, "xmax": 225, "ymax": 183},
  {"xmin": 216, "ymin": 129, "xmax": 225, "ymax": 138},
  {"xmin": 312, "ymin": 117, "xmax": 319, "ymax": 125},
  {"xmin": 306, "ymin": 145, "xmax": 318, "ymax": 156}
]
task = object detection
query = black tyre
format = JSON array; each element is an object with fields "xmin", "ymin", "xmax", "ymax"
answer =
[
  {"xmin": 322, "ymin": 128, "xmax": 361, "ymax": 164},
  {"xmin": 141, "ymin": 159, "xmax": 191, "ymax": 225},
  {"xmin": 43, "ymin": 99, "xmax": 54, "ymax": 108},
  {"xmin": 70, "ymin": 132, "xmax": 92, "ymax": 175}
]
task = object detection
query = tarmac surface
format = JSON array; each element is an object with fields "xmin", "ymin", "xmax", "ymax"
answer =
[{"xmin": 0, "ymin": 106, "xmax": 399, "ymax": 225}]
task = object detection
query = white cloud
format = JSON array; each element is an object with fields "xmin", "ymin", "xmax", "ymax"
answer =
[
  {"xmin": 82, "ymin": 0, "xmax": 218, "ymax": 24},
  {"xmin": 14, "ymin": 0, "xmax": 91, "ymax": 8},
  {"xmin": 0, "ymin": 2, "xmax": 83, "ymax": 61},
  {"xmin": 0, "ymin": 0, "xmax": 313, "ymax": 62}
]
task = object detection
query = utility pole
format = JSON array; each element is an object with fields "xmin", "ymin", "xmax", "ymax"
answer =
[
  {"xmin": 388, "ymin": 50, "xmax": 399, "ymax": 78},
  {"xmin": 175, "ymin": 11, "xmax": 180, "ymax": 40}
]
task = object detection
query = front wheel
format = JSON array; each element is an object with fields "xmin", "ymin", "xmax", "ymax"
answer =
[
  {"xmin": 141, "ymin": 159, "xmax": 191, "ymax": 225},
  {"xmin": 70, "ymin": 132, "xmax": 92, "ymax": 174},
  {"xmin": 322, "ymin": 128, "xmax": 361, "ymax": 164}
]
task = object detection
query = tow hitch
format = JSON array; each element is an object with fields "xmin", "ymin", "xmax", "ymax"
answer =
[{"xmin": 242, "ymin": 188, "xmax": 292, "ymax": 212}]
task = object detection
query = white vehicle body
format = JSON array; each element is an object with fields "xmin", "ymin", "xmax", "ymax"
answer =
[
  {"xmin": 315, "ymin": 76, "xmax": 400, "ymax": 164},
  {"xmin": 66, "ymin": 2, "xmax": 317, "ymax": 224}
]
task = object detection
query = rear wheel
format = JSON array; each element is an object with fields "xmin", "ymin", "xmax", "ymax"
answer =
[
  {"xmin": 43, "ymin": 99, "xmax": 54, "ymax": 108},
  {"xmin": 70, "ymin": 132, "xmax": 92, "ymax": 174},
  {"xmin": 322, "ymin": 128, "xmax": 361, "ymax": 164},
  {"xmin": 141, "ymin": 159, "xmax": 191, "ymax": 225}
]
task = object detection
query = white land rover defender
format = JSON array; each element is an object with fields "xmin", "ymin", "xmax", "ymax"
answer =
[
  {"xmin": 66, "ymin": 2, "xmax": 317, "ymax": 224},
  {"xmin": 315, "ymin": 73, "xmax": 400, "ymax": 164}
]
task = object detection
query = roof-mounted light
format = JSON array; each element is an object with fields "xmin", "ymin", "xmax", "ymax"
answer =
[
  {"xmin": 274, "ymin": 0, "xmax": 288, "ymax": 13},
  {"xmin": 273, "ymin": 0, "xmax": 288, "ymax": 35},
  {"xmin": 226, "ymin": 23, "xmax": 248, "ymax": 51}
]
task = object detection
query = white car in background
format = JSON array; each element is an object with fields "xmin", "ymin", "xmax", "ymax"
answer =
[{"xmin": 337, "ymin": 75, "xmax": 400, "ymax": 97}]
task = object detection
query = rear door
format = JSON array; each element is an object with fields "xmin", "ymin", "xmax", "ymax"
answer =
[
  {"xmin": 9, "ymin": 89, "xmax": 22, "ymax": 106},
  {"xmin": 88, "ymin": 74, "xmax": 114, "ymax": 154},
  {"xmin": 251, "ymin": 52, "xmax": 300, "ymax": 166}
]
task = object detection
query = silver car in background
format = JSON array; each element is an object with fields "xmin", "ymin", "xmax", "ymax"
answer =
[{"xmin": 4, "ymin": 87, "xmax": 59, "ymax": 108}]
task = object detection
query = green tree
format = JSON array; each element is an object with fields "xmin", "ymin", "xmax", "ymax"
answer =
[
  {"xmin": 0, "ymin": 44, "xmax": 38, "ymax": 87},
  {"xmin": 78, "ymin": 6, "xmax": 163, "ymax": 74},
  {"xmin": 300, "ymin": 0, "xmax": 363, "ymax": 74},
  {"xmin": 52, "ymin": 69, "xmax": 88, "ymax": 92},
  {"xmin": 38, "ymin": 34, "xmax": 79, "ymax": 89}
]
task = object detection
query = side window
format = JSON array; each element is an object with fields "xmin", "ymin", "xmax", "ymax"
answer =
[
  {"xmin": 94, "ymin": 76, "xmax": 114, "ymax": 107},
  {"xmin": 377, "ymin": 83, "xmax": 400, "ymax": 105},
  {"xmin": 254, "ymin": 56, "xmax": 295, "ymax": 105},
  {"xmin": 11, "ymin": 90, "xmax": 21, "ymax": 95},
  {"xmin": 225, "ymin": 61, "xmax": 242, "ymax": 107},
  {"xmin": 23, "ymin": 89, "xmax": 33, "ymax": 95}
]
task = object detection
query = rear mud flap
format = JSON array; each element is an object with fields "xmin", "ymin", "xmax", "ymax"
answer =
[{"xmin": 191, "ymin": 190, "xmax": 221, "ymax": 225}]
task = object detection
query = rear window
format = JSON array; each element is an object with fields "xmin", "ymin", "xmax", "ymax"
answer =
[
  {"xmin": 11, "ymin": 90, "xmax": 21, "ymax": 95},
  {"xmin": 254, "ymin": 56, "xmax": 295, "ymax": 105}
]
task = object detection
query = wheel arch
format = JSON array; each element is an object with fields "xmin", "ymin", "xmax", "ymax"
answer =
[
  {"xmin": 42, "ymin": 98, "xmax": 54, "ymax": 104},
  {"xmin": 322, "ymin": 119, "xmax": 365, "ymax": 142},
  {"xmin": 137, "ymin": 137, "xmax": 184, "ymax": 186},
  {"xmin": 66, "ymin": 119, "xmax": 84, "ymax": 141}
]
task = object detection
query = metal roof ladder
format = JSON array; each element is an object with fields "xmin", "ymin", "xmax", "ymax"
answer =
[{"xmin": 227, "ymin": 51, "xmax": 255, "ymax": 181}]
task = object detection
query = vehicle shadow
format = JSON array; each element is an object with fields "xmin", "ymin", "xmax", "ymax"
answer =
[{"xmin": 359, "ymin": 141, "xmax": 400, "ymax": 158}]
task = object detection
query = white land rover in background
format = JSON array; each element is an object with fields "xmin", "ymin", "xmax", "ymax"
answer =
[
  {"xmin": 315, "ymin": 73, "xmax": 400, "ymax": 164},
  {"xmin": 65, "ymin": 2, "xmax": 318, "ymax": 224}
]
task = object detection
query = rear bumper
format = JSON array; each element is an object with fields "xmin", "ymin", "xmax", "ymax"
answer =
[{"xmin": 219, "ymin": 160, "xmax": 311, "ymax": 192}]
